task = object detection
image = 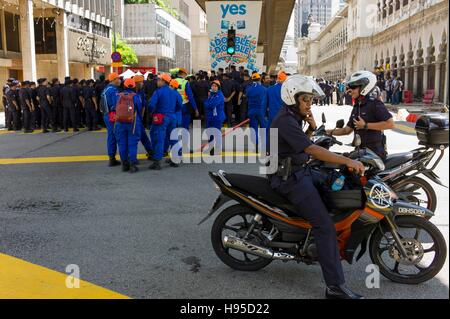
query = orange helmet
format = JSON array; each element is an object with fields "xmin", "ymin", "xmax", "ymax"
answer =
[
  {"xmin": 251, "ymin": 73, "xmax": 261, "ymax": 80},
  {"xmin": 277, "ymin": 71, "xmax": 287, "ymax": 82},
  {"xmin": 158, "ymin": 73, "xmax": 172, "ymax": 84},
  {"xmin": 108, "ymin": 72, "xmax": 119, "ymax": 82},
  {"xmin": 169, "ymin": 79, "xmax": 180, "ymax": 89},
  {"xmin": 178, "ymin": 68, "xmax": 188, "ymax": 75},
  {"xmin": 124, "ymin": 78, "xmax": 136, "ymax": 89},
  {"xmin": 133, "ymin": 75, "xmax": 144, "ymax": 83}
]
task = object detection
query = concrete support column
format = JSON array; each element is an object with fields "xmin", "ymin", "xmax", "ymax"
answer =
[
  {"xmin": 423, "ymin": 64, "xmax": 429, "ymax": 92},
  {"xmin": 404, "ymin": 67, "xmax": 410, "ymax": 91},
  {"xmin": 434, "ymin": 62, "xmax": 441, "ymax": 101},
  {"xmin": 413, "ymin": 66, "xmax": 419, "ymax": 97},
  {"xmin": 1, "ymin": 9, "xmax": 7, "ymax": 56},
  {"xmin": 56, "ymin": 12, "xmax": 69, "ymax": 81},
  {"xmin": 19, "ymin": 0, "xmax": 37, "ymax": 82}
]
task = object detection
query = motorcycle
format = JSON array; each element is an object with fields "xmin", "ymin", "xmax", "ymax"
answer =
[
  {"xmin": 310, "ymin": 114, "xmax": 448, "ymax": 213},
  {"xmin": 200, "ymin": 149, "xmax": 447, "ymax": 285}
]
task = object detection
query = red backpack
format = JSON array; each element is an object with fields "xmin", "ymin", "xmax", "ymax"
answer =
[{"xmin": 115, "ymin": 93, "xmax": 136, "ymax": 123}]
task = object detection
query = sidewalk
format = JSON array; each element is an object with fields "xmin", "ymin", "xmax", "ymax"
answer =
[{"xmin": 386, "ymin": 102, "xmax": 448, "ymax": 114}]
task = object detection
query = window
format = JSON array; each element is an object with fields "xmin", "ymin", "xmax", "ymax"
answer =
[
  {"xmin": 5, "ymin": 12, "xmax": 20, "ymax": 52},
  {"xmin": 93, "ymin": 22, "xmax": 110, "ymax": 38},
  {"xmin": 68, "ymin": 14, "xmax": 90, "ymax": 32},
  {"xmin": 34, "ymin": 18, "xmax": 57, "ymax": 54}
]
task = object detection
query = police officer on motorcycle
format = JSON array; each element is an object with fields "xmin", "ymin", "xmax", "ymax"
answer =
[
  {"xmin": 326, "ymin": 71, "xmax": 394, "ymax": 159},
  {"xmin": 269, "ymin": 75, "xmax": 366, "ymax": 299}
]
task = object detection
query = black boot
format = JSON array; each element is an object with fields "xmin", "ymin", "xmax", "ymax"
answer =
[
  {"xmin": 146, "ymin": 150, "xmax": 155, "ymax": 161},
  {"xmin": 122, "ymin": 161, "xmax": 130, "ymax": 172},
  {"xmin": 149, "ymin": 161, "xmax": 162, "ymax": 170},
  {"xmin": 169, "ymin": 160, "xmax": 179, "ymax": 168},
  {"xmin": 129, "ymin": 162, "xmax": 139, "ymax": 173},
  {"xmin": 325, "ymin": 285, "xmax": 364, "ymax": 299},
  {"xmin": 109, "ymin": 156, "xmax": 121, "ymax": 167}
]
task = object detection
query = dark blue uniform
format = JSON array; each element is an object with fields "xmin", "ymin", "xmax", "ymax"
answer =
[
  {"xmin": 19, "ymin": 87, "xmax": 33, "ymax": 131},
  {"xmin": 61, "ymin": 85, "xmax": 78, "ymax": 131},
  {"xmin": 83, "ymin": 86, "xmax": 98, "ymax": 130},
  {"xmin": 37, "ymin": 85, "xmax": 53, "ymax": 130},
  {"xmin": 269, "ymin": 106, "xmax": 345, "ymax": 287},
  {"xmin": 347, "ymin": 96, "xmax": 392, "ymax": 159}
]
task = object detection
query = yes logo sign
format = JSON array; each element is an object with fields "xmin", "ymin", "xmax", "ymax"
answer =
[{"xmin": 220, "ymin": 4, "xmax": 247, "ymax": 18}]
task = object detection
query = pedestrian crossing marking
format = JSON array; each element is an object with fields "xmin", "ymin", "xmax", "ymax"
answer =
[{"xmin": 0, "ymin": 253, "xmax": 129, "ymax": 299}]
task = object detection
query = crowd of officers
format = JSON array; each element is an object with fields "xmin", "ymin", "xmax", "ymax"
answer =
[{"xmin": 2, "ymin": 66, "xmax": 361, "ymax": 173}]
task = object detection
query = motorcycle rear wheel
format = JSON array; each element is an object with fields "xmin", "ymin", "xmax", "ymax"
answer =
[
  {"xmin": 211, "ymin": 205, "xmax": 273, "ymax": 271},
  {"xmin": 369, "ymin": 216, "xmax": 447, "ymax": 284},
  {"xmin": 391, "ymin": 177, "xmax": 437, "ymax": 214}
]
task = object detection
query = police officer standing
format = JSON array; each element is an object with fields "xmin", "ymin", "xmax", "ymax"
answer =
[
  {"xmin": 83, "ymin": 80, "xmax": 99, "ymax": 131},
  {"xmin": 50, "ymin": 78, "xmax": 63, "ymax": 130},
  {"xmin": 3, "ymin": 78, "xmax": 14, "ymax": 130},
  {"xmin": 237, "ymin": 72, "xmax": 252, "ymax": 122},
  {"xmin": 327, "ymin": 71, "xmax": 394, "ymax": 160},
  {"xmin": 61, "ymin": 77, "xmax": 79, "ymax": 132},
  {"xmin": 19, "ymin": 81, "xmax": 34, "ymax": 133},
  {"xmin": 270, "ymin": 74, "xmax": 365, "ymax": 299},
  {"xmin": 37, "ymin": 78, "xmax": 56, "ymax": 133},
  {"xmin": 6, "ymin": 80, "xmax": 21, "ymax": 131}
]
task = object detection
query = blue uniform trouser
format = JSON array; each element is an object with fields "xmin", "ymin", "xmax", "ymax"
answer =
[
  {"xmin": 182, "ymin": 110, "xmax": 191, "ymax": 131},
  {"xmin": 249, "ymin": 112, "xmax": 267, "ymax": 148},
  {"xmin": 151, "ymin": 115, "xmax": 177, "ymax": 161},
  {"xmin": 271, "ymin": 170, "xmax": 345, "ymax": 286},
  {"xmin": 140, "ymin": 123, "xmax": 153, "ymax": 153},
  {"xmin": 85, "ymin": 106, "xmax": 97, "ymax": 130},
  {"xmin": 115, "ymin": 121, "xmax": 141, "ymax": 164},
  {"xmin": 104, "ymin": 114, "xmax": 118, "ymax": 157},
  {"xmin": 206, "ymin": 118, "xmax": 223, "ymax": 152}
]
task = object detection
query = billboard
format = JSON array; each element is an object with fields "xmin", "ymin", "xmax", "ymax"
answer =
[{"xmin": 205, "ymin": 1, "xmax": 263, "ymax": 72}]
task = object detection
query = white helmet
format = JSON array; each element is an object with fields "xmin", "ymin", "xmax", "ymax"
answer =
[
  {"xmin": 281, "ymin": 75, "xmax": 325, "ymax": 105},
  {"xmin": 346, "ymin": 70, "xmax": 377, "ymax": 96}
]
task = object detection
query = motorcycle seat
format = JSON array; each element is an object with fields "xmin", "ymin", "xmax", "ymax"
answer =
[
  {"xmin": 225, "ymin": 174, "xmax": 298, "ymax": 215},
  {"xmin": 384, "ymin": 152, "xmax": 414, "ymax": 170}
]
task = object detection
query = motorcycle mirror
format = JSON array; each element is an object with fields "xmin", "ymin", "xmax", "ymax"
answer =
[
  {"xmin": 353, "ymin": 134, "xmax": 362, "ymax": 147},
  {"xmin": 322, "ymin": 113, "xmax": 326, "ymax": 124},
  {"xmin": 336, "ymin": 119, "xmax": 345, "ymax": 129}
]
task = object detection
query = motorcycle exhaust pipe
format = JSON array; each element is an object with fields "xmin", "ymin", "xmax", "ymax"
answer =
[{"xmin": 223, "ymin": 235, "xmax": 295, "ymax": 261}]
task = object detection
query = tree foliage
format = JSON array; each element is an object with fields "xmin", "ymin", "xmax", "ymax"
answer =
[{"xmin": 113, "ymin": 33, "xmax": 138, "ymax": 66}]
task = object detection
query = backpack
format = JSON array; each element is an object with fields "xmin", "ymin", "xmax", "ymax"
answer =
[
  {"xmin": 115, "ymin": 93, "xmax": 136, "ymax": 123},
  {"xmin": 99, "ymin": 86, "xmax": 113, "ymax": 115}
]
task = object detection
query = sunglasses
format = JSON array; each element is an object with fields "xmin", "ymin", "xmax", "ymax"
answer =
[{"xmin": 348, "ymin": 85, "xmax": 360, "ymax": 90}]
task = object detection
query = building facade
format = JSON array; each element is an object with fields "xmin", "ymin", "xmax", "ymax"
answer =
[
  {"xmin": 294, "ymin": 0, "xmax": 334, "ymax": 39},
  {"xmin": 122, "ymin": 1, "xmax": 191, "ymax": 73},
  {"xmin": 297, "ymin": 0, "xmax": 448, "ymax": 104},
  {"xmin": 0, "ymin": 0, "xmax": 114, "ymax": 90},
  {"xmin": 185, "ymin": 0, "xmax": 209, "ymax": 72}
]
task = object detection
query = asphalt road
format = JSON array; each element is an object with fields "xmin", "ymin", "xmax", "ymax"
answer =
[{"xmin": 0, "ymin": 106, "xmax": 448, "ymax": 299}]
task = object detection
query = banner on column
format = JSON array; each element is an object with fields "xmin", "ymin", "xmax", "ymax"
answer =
[{"xmin": 206, "ymin": 1, "xmax": 262, "ymax": 72}]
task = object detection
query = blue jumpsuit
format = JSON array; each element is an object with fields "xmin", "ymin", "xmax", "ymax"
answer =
[
  {"xmin": 165, "ymin": 88, "xmax": 183, "ymax": 155},
  {"xmin": 266, "ymin": 82, "xmax": 284, "ymax": 150},
  {"xmin": 149, "ymin": 85, "xmax": 182, "ymax": 161},
  {"xmin": 204, "ymin": 90, "xmax": 225, "ymax": 152},
  {"xmin": 103, "ymin": 84, "xmax": 119, "ymax": 157},
  {"xmin": 114, "ymin": 90, "xmax": 143, "ymax": 164},
  {"xmin": 136, "ymin": 89, "xmax": 153, "ymax": 153},
  {"xmin": 246, "ymin": 82, "xmax": 267, "ymax": 147},
  {"xmin": 178, "ymin": 80, "xmax": 198, "ymax": 130}
]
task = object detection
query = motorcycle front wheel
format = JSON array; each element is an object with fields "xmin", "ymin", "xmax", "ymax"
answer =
[
  {"xmin": 369, "ymin": 216, "xmax": 447, "ymax": 284},
  {"xmin": 211, "ymin": 205, "xmax": 273, "ymax": 271}
]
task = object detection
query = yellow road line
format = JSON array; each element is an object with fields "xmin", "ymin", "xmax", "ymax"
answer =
[
  {"xmin": 395, "ymin": 124, "xmax": 416, "ymax": 134},
  {"xmin": 0, "ymin": 253, "xmax": 129, "ymax": 299},
  {"xmin": 0, "ymin": 152, "xmax": 260, "ymax": 165}
]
